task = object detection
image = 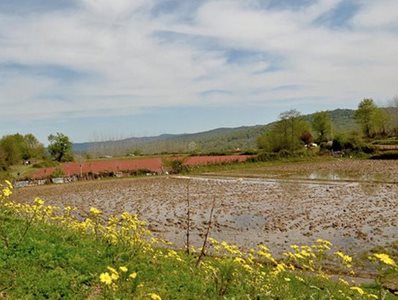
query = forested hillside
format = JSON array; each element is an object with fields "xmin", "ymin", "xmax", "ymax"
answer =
[{"xmin": 73, "ymin": 109, "xmax": 358, "ymax": 156}]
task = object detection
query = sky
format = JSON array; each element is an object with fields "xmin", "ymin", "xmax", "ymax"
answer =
[{"xmin": 0, "ymin": 0, "xmax": 397, "ymax": 143}]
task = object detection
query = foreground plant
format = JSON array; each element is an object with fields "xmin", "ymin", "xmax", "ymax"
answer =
[{"xmin": 1, "ymin": 180, "xmax": 397, "ymax": 299}]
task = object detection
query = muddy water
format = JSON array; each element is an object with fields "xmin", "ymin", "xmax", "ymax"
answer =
[{"xmin": 12, "ymin": 176, "xmax": 398, "ymax": 256}]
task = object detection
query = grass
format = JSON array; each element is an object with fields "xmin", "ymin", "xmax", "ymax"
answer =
[
  {"xmin": 1, "ymin": 191, "xmax": 398, "ymax": 299},
  {"xmin": 0, "ymin": 214, "xmax": 390, "ymax": 300}
]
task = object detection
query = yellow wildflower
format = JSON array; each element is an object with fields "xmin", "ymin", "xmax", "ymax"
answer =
[
  {"xmin": 99, "ymin": 272, "xmax": 113, "ymax": 285},
  {"xmin": 129, "ymin": 272, "xmax": 137, "ymax": 279},
  {"xmin": 119, "ymin": 266, "xmax": 128, "ymax": 273},
  {"xmin": 106, "ymin": 266, "xmax": 119, "ymax": 280},
  {"xmin": 339, "ymin": 278, "xmax": 349, "ymax": 286},
  {"xmin": 34, "ymin": 197, "xmax": 44, "ymax": 206},
  {"xmin": 373, "ymin": 253, "xmax": 397, "ymax": 268},
  {"xmin": 316, "ymin": 239, "xmax": 332, "ymax": 249},
  {"xmin": 148, "ymin": 293, "xmax": 162, "ymax": 300},
  {"xmin": 2, "ymin": 187, "xmax": 12, "ymax": 197},
  {"xmin": 107, "ymin": 266, "xmax": 117, "ymax": 273},
  {"xmin": 233, "ymin": 257, "xmax": 245, "ymax": 264},
  {"xmin": 5, "ymin": 180, "xmax": 13, "ymax": 188},
  {"xmin": 335, "ymin": 251, "xmax": 353, "ymax": 267},
  {"xmin": 350, "ymin": 286, "xmax": 364, "ymax": 295},
  {"xmin": 90, "ymin": 207, "xmax": 102, "ymax": 215}
]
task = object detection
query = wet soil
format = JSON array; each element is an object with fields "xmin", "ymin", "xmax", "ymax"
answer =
[{"xmin": 11, "ymin": 160, "xmax": 398, "ymax": 257}]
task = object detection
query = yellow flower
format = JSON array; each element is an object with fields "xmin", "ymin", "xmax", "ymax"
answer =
[
  {"xmin": 5, "ymin": 180, "xmax": 13, "ymax": 188},
  {"xmin": 350, "ymin": 286, "xmax": 364, "ymax": 295},
  {"xmin": 129, "ymin": 272, "xmax": 137, "ymax": 279},
  {"xmin": 335, "ymin": 251, "xmax": 353, "ymax": 267},
  {"xmin": 110, "ymin": 273, "xmax": 119, "ymax": 280},
  {"xmin": 373, "ymin": 253, "xmax": 397, "ymax": 267},
  {"xmin": 34, "ymin": 197, "xmax": 44, "ymax": 206},
  {"xmin": 2, "ymin": 187, "xmax": 12, "ymax": 197},
  {"xmin": 339, "ymin": 278, "xmax": 349, "ymax": 286},
  {"xmin": 148, "ymin": 293, "xmax": 162, "ymax": 300},
  {"xmin": 90, "ymin": 207, "xmax": 102, "ymax": 215},
  {"xmin": 316, "ymin": 239, "xmax": 332, "ymax": 249},
  {"xmin": 99, "ymin": 272, "xmax": 113, "ymax": 285},
  {"xmin": 119, "ymin": 266, "xmax": 128, "ymax": 273}
]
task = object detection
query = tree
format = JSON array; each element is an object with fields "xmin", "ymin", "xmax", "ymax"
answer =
[
  {"xmin": 48, "ymin": 133, "xmax": 73, "ymax": 162},
  {"xmin": 372, "ymin": 108, "xmax": 390, "ymax": 137},
  {"xmin": 0, "ymin": 134, "xmax": 25, "ymax": 166},
  {"xmin": 22, "ymin": 134, "xmax": 45, "ymax": 161},
  {"xmin": 354, "ymin": 98, "xmax": 377, "ymax": 138},
  {"xmin": 257, "ymin": 109, "xmax": 311, "ymax": 152},
  {"xmin": 312, "ymin": 111, "xmax": 332, "ymax": 143},
  {"xmin": 0, "ymin": 133, "xmax": 45, "ymax": 168},
  {"xmin": 389, "ymin": 95, "xmax": 398, "ymax": 136}
]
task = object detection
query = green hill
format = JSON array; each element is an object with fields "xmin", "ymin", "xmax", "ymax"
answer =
[{"xmin": 73, "ymin": 109, "xmax": 358, "ymax": 156}]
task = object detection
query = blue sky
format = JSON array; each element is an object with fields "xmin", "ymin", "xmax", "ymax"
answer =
[{"xmin": 0, "ymin": 0, "xmax": 397, "ymax": 143}]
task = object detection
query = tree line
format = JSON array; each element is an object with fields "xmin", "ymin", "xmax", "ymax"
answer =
[
  {"xmin": 257, "ymin": 98, "xmax": 398, "ymax": 154},
  {"xmin": 0, "ymin": 132, "xmax": 73, "ymax": 171}
]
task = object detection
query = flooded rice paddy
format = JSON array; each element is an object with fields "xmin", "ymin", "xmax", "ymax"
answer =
[{"xmin": 12, "ymin": 159, "xmax": 398, "ymax": 257}]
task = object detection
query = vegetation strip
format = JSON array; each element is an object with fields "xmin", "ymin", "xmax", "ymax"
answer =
[{"xmin": 1, "ymin": 181, "xmax": 397, "ymax": 299}]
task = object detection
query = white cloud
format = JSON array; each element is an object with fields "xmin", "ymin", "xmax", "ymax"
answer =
[
  {"xmin": 0, "ymin": 0, "xmax": 397, "ymax": 123},
  {"xmin": 352, "ymin": 0, "xmax": 398, "ymax": 29}
]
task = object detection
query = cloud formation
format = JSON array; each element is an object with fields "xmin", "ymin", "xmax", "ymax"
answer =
[{"xmin": 0, "ymin": 0, "xmax": 397, "ymax": 133}]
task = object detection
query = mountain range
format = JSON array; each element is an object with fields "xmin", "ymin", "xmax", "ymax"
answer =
[{"xmin": 73, "ymin": 109, "xmax": 357, "ymax": 156}]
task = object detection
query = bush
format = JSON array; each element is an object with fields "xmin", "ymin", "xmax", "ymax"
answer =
[
  {"xmin": 170, "ymin": 159, "xmax": 189, "ymax": 174},
  {"xmin": 51, "ymin": 167, "xmax": 65, "ymax": 178},
  {"xmin": 332, "ymin": 132, "xmax": 373, "ymax": 153}
]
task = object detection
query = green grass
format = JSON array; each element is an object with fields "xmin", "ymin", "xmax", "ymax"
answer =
[{"xmin": 1, "ymin": 213, "xmax": 397, "ymax": 299}]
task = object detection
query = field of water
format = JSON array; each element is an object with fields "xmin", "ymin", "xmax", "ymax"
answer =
[{"xmin": 12, "ymin": 159, "xmax": 398, "ymax": 259}]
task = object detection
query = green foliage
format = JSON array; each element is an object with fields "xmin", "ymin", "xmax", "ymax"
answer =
[
  {"xmin": 373, "ymin": 108, "xmax": 391, "ymax": 137},
  {"xmin": 48, "ymin": 133, "xmax": 73, "ymax": 162},
  {"xmin": 331, "ymin": 131, "xmax": 373, "ymax": 153},
  {"xmin": 0, "ymin": 133, "xmax": 45, "ymax": 168},
  {"xmin": 312, "ymin": 111, "xmax": 333, "ymax": 143},
  {"xmin": 169, "ymin": 159, "xmax": 189, "ymax": 174},
  {"xmin": 258, "ymin": 110, "xmax": 311, "ymax": 152},
  {"xmin": 1, "ymin": 184, "xmax": 397, "ymax": 300},
  {"xmin": 74, "ymin": 109, "xmax": 362, "ymax": 156},
  {"xmin": 51, "ymin": 167, "xmax": 65, "ymax": 178},
  {"xmin": 354, "ymin": 98, "xmax": 378, "ymax": 138}
]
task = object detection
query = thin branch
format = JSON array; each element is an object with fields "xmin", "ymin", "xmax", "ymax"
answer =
[{"xmin": 196, "ymin": 196, "xmax": 216, "ymax": 267}]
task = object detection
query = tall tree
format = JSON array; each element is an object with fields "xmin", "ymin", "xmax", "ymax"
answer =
[
  {"xmin": 22, "ymin": 134, "xmax": 45, "ymax": 160},
  {"xmin": 312, "ymin": 111, "xmax": 332, "ymax": 143},
  {"xmin": 48, "ymin": 133, "xmax": 73, "ymax": 162},
  {"xmin": 389, "ymin": 95, "xmax": 398, "ymax": 136},
  {"xmin": 0, "ymin": 134, "xmax": 25, "ymax": 166},
  {"xmin": 258, "ymin": 109, "xmax": 311, "ymax": 152},
  {"xmin": 372, "ymin": 108, "xmax": 390, "ymax": 137},
  {"xmin": 354, "ymin": 98, "xmax": 377, "ymax": 138}
]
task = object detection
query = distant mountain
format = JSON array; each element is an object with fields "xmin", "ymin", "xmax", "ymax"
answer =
[{"xmin": 73, "ymin": 109, "xmax": 357, "ymax": 156}]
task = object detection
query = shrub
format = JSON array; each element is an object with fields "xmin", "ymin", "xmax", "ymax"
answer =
[{"xmin": 170, "ymin": 159, "xmax": 189, "ymax": 174}]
